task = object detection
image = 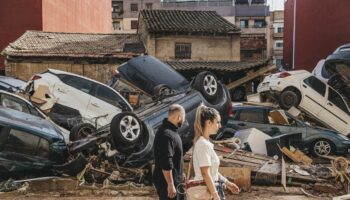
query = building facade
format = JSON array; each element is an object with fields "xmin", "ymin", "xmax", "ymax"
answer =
[
  {"xmin": 284, "ymin": 0, "xmax": 350, "ymax": 71},
  {"xmin": 270, "ymin": 10, "xmax": 284, "ymax": 68},
  {"xmin": 112, "ymin": 0, "xmax": 160, "ymax": 33},
  {"xmin": 0, "ymin": 0, "xmax": 112, "ymax": 75},
  {"xmin": 112, "ymin": 0, "xmax": 270, "ymax": 61},
  {"xmin": 138, "ymin": 10, "xmax": 241, "ymax": 61}
]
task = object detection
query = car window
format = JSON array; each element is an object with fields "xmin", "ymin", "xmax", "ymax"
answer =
[
  {"xmin": 303, "ymin": 76, "xmax": 326, "ymax": 96},
  {"xmin": 0, "ymin": 94, "xmax": 31, "ymax": 114},
  {"xmin": 237, "ymin": 109, "xmax": 265, "ymax": 123},
  {"xmin": 124, "ymin": 67, "xmax": 154, "ymax": 94},
  {"xmin": 0, "ymin": 126, "xmax": 10, "ymax": 149},
  {"xmin": 62, "ymin": 75, "xmax": 92, "ymax": 94},
  {"xmin": 28, "ymin": 106, "xmax": 42, "ymax": 118},
  {"xmin": 3, "ymin": 129, "xmax": 49, "ymax": 158},
  {"xmin": 95, "ymin": 84, "xmax": 126, "ymax": 108},
  {"xmin": 328, "ymin": 87, "xmax": 350, "ymax": 114}
]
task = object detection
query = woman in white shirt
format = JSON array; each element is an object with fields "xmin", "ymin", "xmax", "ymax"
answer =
[{"xmin": 192, "ymin": 105, "xmax": 240, "ymax": 200}]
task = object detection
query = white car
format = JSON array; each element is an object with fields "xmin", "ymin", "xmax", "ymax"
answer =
[
  {"xmin": 24, "ymin": 69, "xmax": 133, "ymax": 134},
  {"xmin": 257, "ymin": 70, "xmax": 350, "ymax": 136},
  {"xmin": 0, "ymin": 90, "xmax": 70, "ymax": 142}
]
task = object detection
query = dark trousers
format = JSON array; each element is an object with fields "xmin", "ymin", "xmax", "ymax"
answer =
[{"xmin": 154, "ymin": 182, "xmax": 185, "ymax": 200}]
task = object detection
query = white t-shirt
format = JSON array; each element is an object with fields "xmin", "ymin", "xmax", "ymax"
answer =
[{"xmin": 193, "ymin": 136, "xmax": 221, "ymax": 181}]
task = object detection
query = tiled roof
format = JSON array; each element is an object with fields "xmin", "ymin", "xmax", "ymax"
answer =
[
  {"xmin": 165, "ymin": 60, "xmax": 269, "ymax": 72},
  {"xmin": 140, "ymin": 10, "xmax": 240, "ymax": 34},
  {"xmin": 2, "ymin": 31, "xmax": 144, "ymax": 58}
]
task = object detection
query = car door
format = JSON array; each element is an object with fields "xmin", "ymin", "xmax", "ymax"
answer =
[
  {"xmin": 318, "ymin": 86, "xmax": 350, "ymax": 134},
  {"xmin": 0, "ymin": 127, "xmax": 52, "ymax": 173},
  {"xmin": 85, "ymin": 83, "xmax": 131, "ymax": 127},
  {"xmin": 53, "ymin": 75, "xmax": 92, "ymax": 119},
  {"xmin": 300, "ymin": 76, "xmax": 327, "ymax": 117},
  {"xmin": 229, "ymin": 108, "xmax": 270, "ymax": 133}
]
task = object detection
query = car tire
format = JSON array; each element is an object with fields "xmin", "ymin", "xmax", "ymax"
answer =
[
  {"xmin": 69, "ymin": 123, "xmax": 96, "ymax": 141},
  {"xmin": 279, "ymin": 90, "xmax": 300, "ymax": 110},
  {"xmin": 193, "ymin": 71, "xmax": 219, "ymax": 102},
  {"xmin": 231, "ymin": 86, "xmax": 246, "ymax": 102},
  {"xmin": 311, "ymin": 139, "xmax": 335, "ymax": 157},
  {"xmin": 153, "ymin": 84, "xmax": 174, "ymax": 97},
  {"xmin": 110, "ymin": 112, "xmax": 143, "ymax": 147}
]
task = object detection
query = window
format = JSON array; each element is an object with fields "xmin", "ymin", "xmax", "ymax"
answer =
[
  {"xmin": 328, "ymin": 87, "xmax": 349, "ymax": 114},
  {"xmin": 175, "ymin": 43, "xmax": 191, "ymax": 59},
  {"xmin": 131, "ymin": 20, "xmax": 138, "ymax": 30},
  {"xmin": 254, "ymin": 19, "xmax": 266, "ymax": 28},
  {"xmin": 240, "ymin": 19, "xmax": 248, "ymax": 28},
  {"xmin": 276, "ymin": 42, "xmax": 283, "ymax": 48},
  {"xmin": 277, "ymin": 27, "xmax": 283, "ymax": 33},
  {"xmin": 241, "ymin": 50, "xmax": 253, "ymax": 58},
  {"xmin": 113, "ymin": 21, "xmax": 121, "ymax": 30},
  {"xmin": 63, "ymin": 76, "xmax": 92, "ymax": 94},
  {"xmin": 4, "ymin": 129, "xmax": 49, "ymax": 158},
  {"xmin": 237, "ymin": 109, "xmax": 265, "ymax": 123},
  {"xmin": 94, "ymin": 84, "xmax": 124, "ymax": 108},
  {"xmin": 0, "ymin": 94, "xmax": 30, "ymax": 114},
  {"xmin": 130, "ymin": 3, "xmax": 138, "ymax": 12},
  {"xmin": 303, "ymin": 76, "xmax": 326, "ymax": 96},
  {"xmin": 145, "ymin": 3, "xmax": 153, "ymax": 9}
]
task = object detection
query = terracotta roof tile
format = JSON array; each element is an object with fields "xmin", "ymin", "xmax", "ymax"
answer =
[
  {"xmin": 165, "ymin": 60, "xmax": 268, "ymax": 72},
  {"xmin": 2, "ymin": 31, "xmax": 144, "ymax": 58},
  {"xmin": 140, "ymin": 10, "xmax": 240, "ymax": 34}
]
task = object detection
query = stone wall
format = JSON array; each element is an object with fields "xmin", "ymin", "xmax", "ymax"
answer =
[
  {"xmin": 5, "ymin": 61, "xmax": 118, "ymax": 83},
  {"xmin": 146, "ymin": 35, "xmax": 240, "ymax": 61}
]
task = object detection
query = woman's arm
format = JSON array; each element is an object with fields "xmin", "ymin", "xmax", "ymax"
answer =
[{"xmin": 200, "ymin": 166, "xmax": 220, "ymax": 200}]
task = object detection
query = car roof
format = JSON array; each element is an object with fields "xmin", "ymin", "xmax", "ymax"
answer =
[
  {"xmin": 232, "ymin": 105, "xmax": 273, "ymax": 110},
  {"xmin": 0, "ymin": 106, "xmax": 63, "ymax": 141},
  {"xmin": 47, "ymin": 68, "xmax": 109, "ymax": 86},
  {"xmin": 0, "ymin": 76, "xmax": 26, "ymax": 88}
]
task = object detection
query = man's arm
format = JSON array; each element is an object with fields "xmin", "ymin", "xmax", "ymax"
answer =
[{"xmin": 162, "ymin": 170, "xmax": 176, "ymax": 198}]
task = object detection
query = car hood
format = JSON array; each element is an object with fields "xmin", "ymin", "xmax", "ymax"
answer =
[{"xmin": 117, "ymin": 55, "xmax": 189, "ymax": 95}]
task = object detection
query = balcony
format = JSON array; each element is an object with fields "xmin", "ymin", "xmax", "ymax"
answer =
[
  {"xmin": 112, "ymin": 11, "xmax": 123, "ymax": 19},
  {"xmin": 240, "ymin": 26, "xmax": 267, "ymax": 34},
  {"xmin": 235, "ymin": 5, "xmax": 269, "ymax": 17},
  {"xmin": 273, "ymin": 32, "xmax": 283, "ymax": 38}
]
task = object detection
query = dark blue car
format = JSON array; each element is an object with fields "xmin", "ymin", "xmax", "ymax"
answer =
[
  {"xmin": 0, "ymin": 107, "xmax": 68, "ymax": 178},
  {"xmin": 225, "ymin": 105, "xmax": 350, "ymax": 156}
]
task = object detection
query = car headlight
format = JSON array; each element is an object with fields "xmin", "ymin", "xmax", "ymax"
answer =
[{"xmin": 338, "ymin": 134, "xmax": 349, "ymax": 141}]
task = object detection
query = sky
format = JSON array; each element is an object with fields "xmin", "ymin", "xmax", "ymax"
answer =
[{"xmin": 267, "ymin": 0, "xmax": 285, "ymax": 11}]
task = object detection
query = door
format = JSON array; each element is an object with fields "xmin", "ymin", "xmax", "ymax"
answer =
[
  {"xmin": 85, "ymin": 83, "xmax": 130, "ymax": 127},
  {"xmin": 300, "ymin": 76, "xmax": 327, "ymax": 116},
  {"xmin": 319, "ymin": 87, "xmax": 350, "ymax": 134},
  {"xmin": 53, "ymin": 75, "xmax": 92, "ymax": 120}
]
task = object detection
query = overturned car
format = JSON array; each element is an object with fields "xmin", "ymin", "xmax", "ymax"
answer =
[{"xmin": 71, "ymin": 55, "xmax": 232, "ymax": 166}]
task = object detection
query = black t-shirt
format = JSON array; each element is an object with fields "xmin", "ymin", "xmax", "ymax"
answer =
[{"xmin": 153, "ymin": 118, "xmax": 183, "ymax": 186}]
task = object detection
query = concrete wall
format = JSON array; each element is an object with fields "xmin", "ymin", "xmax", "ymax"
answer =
[
  {"xmin": 284, "ymin": 0, "xmax": 350, "ymax": 71},
  {"xmin": 5, "ymin": 61, "xmax": 118, "ymax": 83},
  {"xmin": 0, "ymin": 0, "xmax": 43, "ymax": 73},
  {"xmin": 147, "ymin": 35, "xmax": 240, "ymax": 61},
  {"xmin": 42, "ymin": 0, "xmax": 112, "ymax": 33}
]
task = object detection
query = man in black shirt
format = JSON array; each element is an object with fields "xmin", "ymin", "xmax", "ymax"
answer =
[{"xmin": 153, "ymin": 104, "xmax": 185, "ymax": 200}]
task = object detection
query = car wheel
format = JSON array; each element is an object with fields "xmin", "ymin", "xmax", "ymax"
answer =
[
  {"xmin": 279, "ymin": 90, "xmax": 300, "ymax": 110},
  {"xmin": 193, "ymin": 71, "xmax": 219, "ymax": 102},
  {"xmin": 311, "ymin": 139, "xmax": 334, "ymax": 157},
  {"xmin": 153, "ymin": 84, "xmax": 174, "ymax": 97},
  {"xmin": 69, "ymin": 123, "xmax": 96, "ymax": 141},
  {"xmin": 110, "ymin": 112, "xmax": 143, "ymax": 147},
  {"xmin": 231, "ymin": 86, "xmax": 246, "ymax": 102}
]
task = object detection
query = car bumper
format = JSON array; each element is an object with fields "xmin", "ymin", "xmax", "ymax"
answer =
[
  {"xmin": 336, "ymin": 140, "xmax": 350, "ymax": 154},
  {"xmin": 257, "ymin": 81, "xmax": 284, "ymax": 93}
]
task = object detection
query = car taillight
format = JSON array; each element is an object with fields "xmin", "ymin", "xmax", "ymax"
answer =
[
  {"xmin": 278, "ymin": 72, "xmax": 291, "ymax": 78},
  {"xmin": 227, "ymin": 102, "xmax": 233, "ymax": 118},
  {"xmin": 31, "ymin": 75, "xmax": 42, "ymax": 80}
]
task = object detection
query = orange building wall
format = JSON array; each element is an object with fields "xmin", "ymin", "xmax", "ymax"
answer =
[{"xmin": 42, "ymin": 0, "xmax": 112, "ymax": 33}]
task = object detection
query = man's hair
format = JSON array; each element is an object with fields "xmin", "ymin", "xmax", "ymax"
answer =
[{"xmin": 168, "ymin": 104, "xmax": 185, "ymax": 117}]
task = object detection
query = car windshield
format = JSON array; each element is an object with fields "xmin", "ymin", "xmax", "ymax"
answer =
[{"xmin": 118, "ymin": 56, "xmax": 189, "ymax": 95}]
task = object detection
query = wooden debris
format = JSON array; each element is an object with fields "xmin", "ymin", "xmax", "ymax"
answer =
[
  {"xmin": 313, "ymin": 183, "xmax": 339, "ymax": 194},
  {"xmin": 219, "ymin": 167, "xmax": 251, "ymax": 191},
  {"xmin": 280, "ymin": 147, "xmax": 313, "ymax": 165}
]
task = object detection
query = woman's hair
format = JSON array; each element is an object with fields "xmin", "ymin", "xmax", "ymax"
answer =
[{"xmin": 193, "ymin": 104, "xmax": 220, "ymax": 144}]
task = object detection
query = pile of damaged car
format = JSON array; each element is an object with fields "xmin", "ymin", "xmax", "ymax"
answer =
[{"xmin": 3, "ymin": 54, "xmax": 350, "ymax": 198}]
